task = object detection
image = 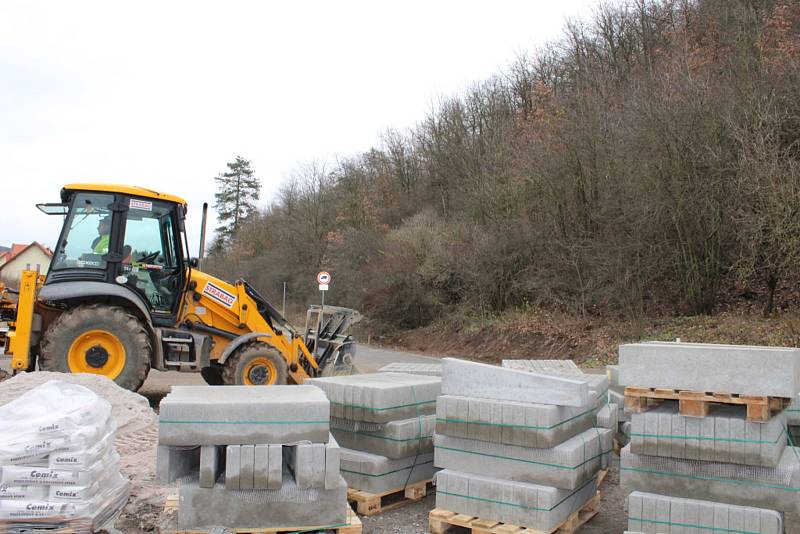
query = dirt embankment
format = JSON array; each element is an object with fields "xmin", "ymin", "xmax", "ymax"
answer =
[{"xmin": 382, "ymin": 310, "xmax": 800, "ymax": 367}]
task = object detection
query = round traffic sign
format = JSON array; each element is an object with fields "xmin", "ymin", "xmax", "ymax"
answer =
[{"xmin": 317, "ymin": 271, "xmax": 331, "ymax": 284}]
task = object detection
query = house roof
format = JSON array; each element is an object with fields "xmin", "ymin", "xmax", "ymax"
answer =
[{"xmin": 0, "ymin": 242, "xmax": 53, "ymax": 272}]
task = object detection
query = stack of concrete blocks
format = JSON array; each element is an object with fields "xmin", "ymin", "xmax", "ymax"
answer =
[
  {"xmin": 378, "ymin": 362, "xmax": 442, "ymax": 376},
  {"xmin": 157, "ymin": 385, "xmax": 349, "ymax": 530},
  {"xmin": 307, "ymin": 373, "xmax": 441, "ymax": 494},
  {"xmin": 607, "ymin": 364, "xmax": 631, "ymax": 445},
  {"xmin": 434, "ymin": 358, "xmax": 612, "ymax": 531},
  {"xmin": 619, "ymin": 342, "xmax": 800, "ymax": 532},
  {"xmin": 501, "ymin": 359, "xmax": 618, "ymax": 433}
]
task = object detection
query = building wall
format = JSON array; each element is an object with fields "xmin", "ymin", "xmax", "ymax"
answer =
[{"xmin": 0, "ymin": 248, "xmax": 51, "ymax": 281}]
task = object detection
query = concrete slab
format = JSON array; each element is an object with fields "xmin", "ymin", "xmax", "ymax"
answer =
[
  {"xmin": 434, "ymin": 428, "xmax": 612, "ymax": 490},
  {"xmin": 178, "ymin": 471, "xmax": 348, "ymax": 530},
  {"xmin": 436, "ymin": 395, "xmax": 596, "ymax": 449},
  {"xmin": 627, "ymin": 491, "xmax": 784, "ymax": 534},
  {"xmin": 630, "ymin": 403, "xmax": 786, "ymax": 467},
  {"xmin": 436, "ymin": 469, "xmax": 597, "ymax": 531},
  {"xmin": 377, "ymin": 363, "xmax": 442, "ymax": 376},
  {"xmin": 331, "ymin": 415, "xmax": 435, "ymax": 459},
  {"xmin": 619, "ymin": 342, "xmax": 800, "ymax": 397},
  {"xmin": 307, "ymin": 373, "xmax": 441, "ymax": 423},
  {"xmin": 621, "ymin": 444, "xmax": 800, "ymax": 513},
  {"xmin": 159, "ymin": 385, "xmax": 330, "ymax": 446},
  {"xmin": 596, "ymin": 404, "xmax": 618, "ymax": 430},
  {"xmin": 442, "ymin": 358, "xmax": 590, "ymax": 407},
  {"xmin": 339, "ymin": 448, "xmax": 436, "ymax": 494},
  {"xmin": 156, "ymin": 445, "xmax": 200, "ymax": 484}
]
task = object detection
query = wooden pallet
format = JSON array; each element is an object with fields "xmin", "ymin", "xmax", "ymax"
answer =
[
  {"xmin": 623, "ymin": 386, "xmax": 790, "ymax": 422},
  {"xmin": 428, "ymin": 492, "xmax": 600, "ymax": 534},
  {"xmin": 596, "ymin": 468, "xmax": 608, "ymax": 488},
  {"xmin": 347, "ymin": 478, "xmax": 433, "ymax": 516},
  {"xmin": 162, "ymin": 495, "xmax": 362, "ymax": 533}
]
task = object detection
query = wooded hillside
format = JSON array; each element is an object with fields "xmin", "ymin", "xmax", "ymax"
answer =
[{"xmin": 208, "ymin": 0, "xmax": 800, "ymax": 330}]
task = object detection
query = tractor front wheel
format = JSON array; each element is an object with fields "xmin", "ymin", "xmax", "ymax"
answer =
[
  {"xmin": 39, "ymin": 304, "xmax": 152, "ymax": 391},
  {"xmin": 222, "ymin": 343, "xmax": 288, "ymax": 386}
]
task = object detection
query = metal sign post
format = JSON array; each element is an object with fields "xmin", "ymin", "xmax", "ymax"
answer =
[{"xmin": 314, "ymin": 271, "xmax": 331, "ymax": 356}]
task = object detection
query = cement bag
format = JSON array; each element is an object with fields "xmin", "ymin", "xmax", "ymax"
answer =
[
  {"xmin": 0, "ymin": 499, "xmax": 75, "ymax": 520},
  {"xmin": 48, "ymin": 426, "xmax": 115, "ymax": 469},
  {"xmin": 0, "ymin": 485, "xmax": 48, "ymax": 501},
  {"xmin": 0, "ymin": 451, "xmax": 119, "ymax": 487},
  {"xmin": 48, "ymin": 471, "xmax": 126, "ymax": 503},
  {"xmin": 0, "ymin": 381, "xmax": 111, "ymax": 439}
]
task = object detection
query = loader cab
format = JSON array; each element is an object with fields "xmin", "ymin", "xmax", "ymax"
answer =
[{"xmin": 44, "ymin": 185, "xmax": 190, "ymax": 325}]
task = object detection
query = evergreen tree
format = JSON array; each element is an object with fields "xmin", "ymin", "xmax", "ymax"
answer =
[{"xmin": 213, "ymin": 156, "xmax": 261, "ymax": 247}]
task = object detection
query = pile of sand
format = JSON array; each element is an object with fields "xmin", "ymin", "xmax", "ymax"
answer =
[{"xmin": 0, "ymin": 372, "xmax": 170, "ymax": 532}]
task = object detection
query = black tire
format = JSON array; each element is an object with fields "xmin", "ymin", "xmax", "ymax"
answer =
[
  {"xmin": 222, "ymin": 342, "xmax": 288, "ymax": 386},
  {"xmin": 201, "ymin": 364, "xmax": 225, "ymax": 385},
  {"xmin": 39, "ymin": 304, "xmax": 151, "ymax": 391}
]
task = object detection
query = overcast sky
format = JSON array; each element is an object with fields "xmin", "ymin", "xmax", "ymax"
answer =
[{"xmin": 1, "ymin": 0, "xmax": 596, "ymax": 251}]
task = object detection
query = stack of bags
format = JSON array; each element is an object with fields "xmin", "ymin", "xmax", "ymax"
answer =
[
  {"xmin": 434, "ymin": 358, "xmax": 613, "ymax": 531},
  {"xmin": 307, "ymin": 373, "xmax": 441, "ymax": 494},
  {"xmin": 0, "ymin": 381, "xmax": 129, "ymax": 531},
  {"xmin": 157, "ymin": 385, "xmax": 347, "ymax": 530},
  {"xmin": 620, "ymin": 342, "xmax": 800, "ymax": 533}
]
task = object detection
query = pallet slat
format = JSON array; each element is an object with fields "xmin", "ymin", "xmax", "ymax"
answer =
[
  {"xmin": 623, "ymin": 386, "xmax": 790, "ymax": 422},
  {"xmin": 428, "ymin": 492, "xmax": 600, "ymax": 534},
  {"xmin": 162, "ymin": 496, "xmax": 361, "ymax": 534},
  {"xmin": 346, "ymin": 479, "xmax": 433, "ymax": 516}
]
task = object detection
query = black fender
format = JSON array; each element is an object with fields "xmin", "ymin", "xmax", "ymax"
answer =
[
  {"xmin": 38, "ymin": 281, "xmax": 153, "ymax": 325},
  {"xmin": 218, "ymin": 332, "xmax": 273, "ymax": 365}
]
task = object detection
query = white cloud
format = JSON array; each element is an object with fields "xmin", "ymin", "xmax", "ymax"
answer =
[{"xmin": 0, "ymin": 0, "xmax": 595, "ymax": 250}]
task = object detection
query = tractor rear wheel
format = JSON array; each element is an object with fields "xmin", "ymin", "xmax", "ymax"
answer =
[
  {"xmin": 222, "ymin": 342, "xmax": 288, "ymax": 386},
  {"xmin": 39, "ymin": 304, "xmax": 151, "ymax": 391}
]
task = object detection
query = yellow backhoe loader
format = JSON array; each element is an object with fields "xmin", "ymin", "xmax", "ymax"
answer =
[{"xmin": 0, "ymin": 184, "xmax": 360, "ymax": 391}]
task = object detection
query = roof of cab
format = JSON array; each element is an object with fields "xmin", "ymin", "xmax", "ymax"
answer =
[{"xmin": 62, "ymin": 183, "xmax": 188, "ymax": 207}]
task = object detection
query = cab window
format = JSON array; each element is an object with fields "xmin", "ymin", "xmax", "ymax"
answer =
[
  {"xmin": 121, "ymin": 199, "xmax": 181, "ymax": 312},
  {"xmin": 51, "ymin": 193, "xmax": 114, "ymax": 270}
]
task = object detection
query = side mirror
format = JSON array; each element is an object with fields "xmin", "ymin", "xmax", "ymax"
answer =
[{"xmin": 189, "ymin": 258, "xmax": 199, "ymax": 268}]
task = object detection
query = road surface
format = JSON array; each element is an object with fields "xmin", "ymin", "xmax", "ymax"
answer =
[{"xmin": 2, "ymin": 344, "xmax": 444, "ymax": 406}]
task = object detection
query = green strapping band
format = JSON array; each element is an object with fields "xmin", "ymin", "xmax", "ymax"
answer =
[
  {"xmin": 160, "ymin": 420, "xmax": 329, "ymax": 425},
  {"xmin": 331, "ymin": 427, "xmax": 432, "ymax": 442},
  {"xmin": 435, "ymin": 445, "xmax": 611, "ymax": 471},
  {"xmin": 340, "ymin": 460, "xmax": 434, "ymax": 478},
  {"xmin": 629, "ymin": 426, "xmax": 785, "ymax": 444},
  {"xmin": 330, "ymin": 399, "xmax": 435, "ymax": 411},
  {"xmin": 630, "ymin": 517, "xmax": 760, "ymax": 534},
  {"xmin": 620, "ymin": 466, "xmax": 800, "ymax": 491}
]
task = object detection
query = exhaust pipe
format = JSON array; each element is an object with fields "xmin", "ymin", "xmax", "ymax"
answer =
[{"xmin": 198, "ymin": 202, "xmax": 208, "ymax": 269}]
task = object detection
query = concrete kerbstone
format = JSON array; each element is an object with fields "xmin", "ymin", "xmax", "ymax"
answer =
[
  {"xmin": 442, "ymin": 358, "xmax": 590, "ymax": 407},
  {"xmin": 159, "ymin": 385, "xmax": 330, "ymax": 446},
  {"xmin": 378, "ymin": 363, "xmax": 442, "ymax": 376},
  {"xmin": 225, "ymin": 445, "xmax": 241, "ymax": 490},
  {"xmin": 307, "ymin": 373, "xmax": 441, "ymax": 423},
  {"xmin": 331, "ymin": 415, "xmax": 435, "ymax": 458},
  {"xmin": 199, "ymin": 445, "xmax": 221, "ymax": 488},
  {"xmin": 240, "ymin": 445, "xmax": 255, "ymax": 490},
  {"xmin": 178, "ymin": 470, "xmax": 348, "ymax": 529},
  {"xmin": 627, "ymin": 491, "xmax": 784, "ymax": 534},
  {"xmin": 434, "ymin": 428, "xmax": 612, "ymax": 490},
  {"xmin": 621, "ymin": 444, "xmax": 800, "ymax": 513},
  {"xmin": 436, "ymin": 469, "xmax": 598, "ymax": 531},
  {"xmin": 284, "ymin": 434, "xmax": 341, "ymax": 490},
  {"xmin": 630, "ymin": 403, "xmax": 787, "ymax": 467},
  {"xmin": 500, "ymin": 359, "xmax": 583, "ymax": 376},
  {"xmin": 339, "ymin": 448, "xmax": 436, "ymax": 494},
  {"xmin": 436, "ymin": 395, "xmax": 597, "ymax": 449},
  {"xmin": 619, "ymin": 342, "xmax": 800, "ymax": 397}
]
